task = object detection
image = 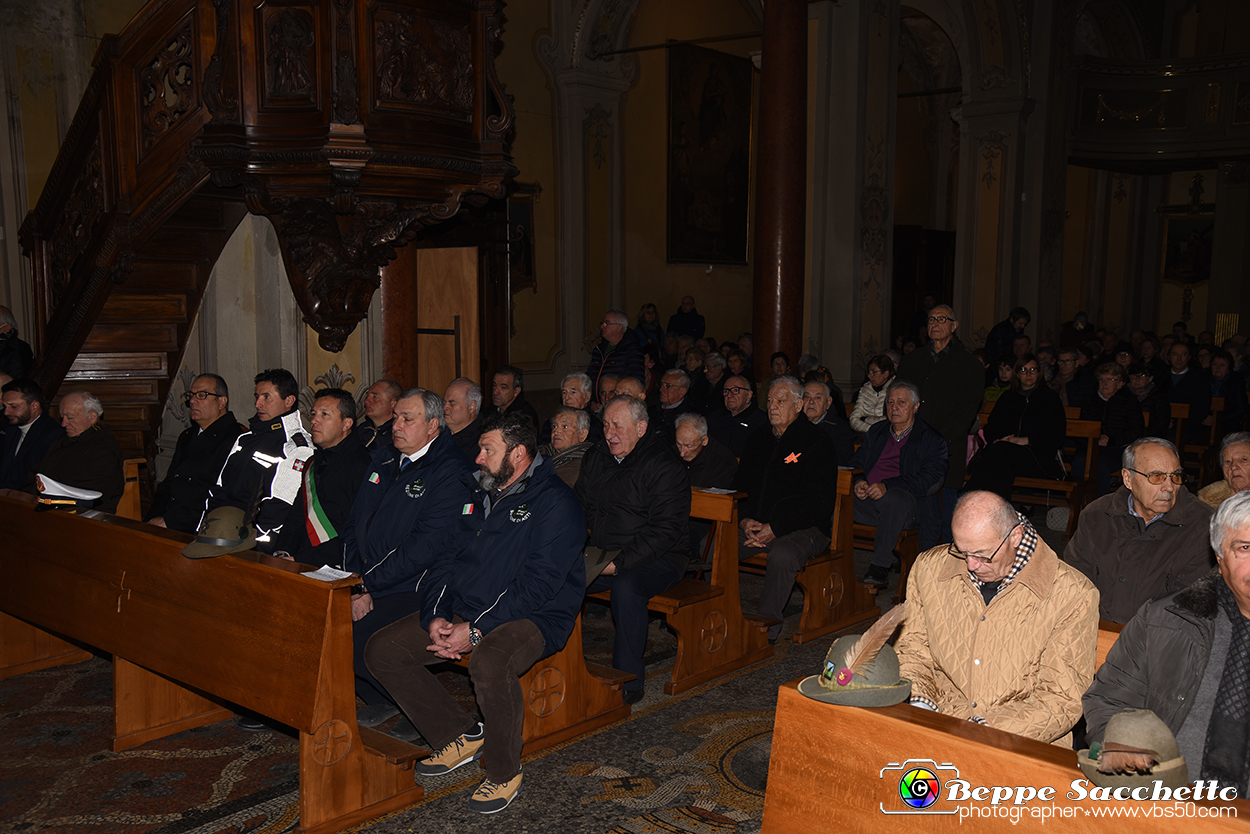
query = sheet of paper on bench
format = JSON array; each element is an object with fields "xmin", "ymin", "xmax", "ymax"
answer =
[
  {"xmin": 302, "ymin": 565, "xmax": 354, "ymax": 581},
  {"xmin": 695, "ymin": 487, "xmax": 735, "ymax": 494}
]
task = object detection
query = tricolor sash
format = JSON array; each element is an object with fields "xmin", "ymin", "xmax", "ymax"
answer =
[{"xmin": 304, "ymin": 460, "xmax": 337, "ymax": 546}]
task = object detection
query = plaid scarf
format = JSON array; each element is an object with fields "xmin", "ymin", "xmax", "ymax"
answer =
[
  {"xmin": 1201, "ymin": 579, "xmax": 1250, "ymax": 795},
  {"xmin": 966, "ymin": 513, "xmax": 1038, "ymax": 602}
]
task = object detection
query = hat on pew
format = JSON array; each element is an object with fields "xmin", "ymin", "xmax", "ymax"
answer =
[
  {"xmin": 798, "ymin": 604, "xmax": 911, "ymax": 707},
  {"xmin": 1077, "ymin": 709, "xmax": 1188, "ymax": 790},
  {"xmin": 182, "ymin": 506, "xmax": 257, "ymax": 559},
  {"xmin": 34, "ymin": 473, "xmax": 102, "ymax": 512}
]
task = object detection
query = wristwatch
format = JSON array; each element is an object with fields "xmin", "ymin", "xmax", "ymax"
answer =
[
  {"xmin": 350, "ymin": 583, "xmax": 367, "ymax": 596},
  {"xmin": 468, "ymin": 626, "xmax": 482, "ymax": 647}
]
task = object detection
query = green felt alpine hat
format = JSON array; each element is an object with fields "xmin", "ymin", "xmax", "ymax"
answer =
[
  {"xmin": 182, "ymin": 506, "xmax": 257, "ymax": 559},
  {"xmin": 798, "ymin": 633, "xmax": 912, "ymax": 707}
]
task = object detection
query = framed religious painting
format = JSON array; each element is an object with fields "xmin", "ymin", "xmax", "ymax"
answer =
[{"xmin": 666, "ymin": 43, "xmax": 754, "ymax": 265}]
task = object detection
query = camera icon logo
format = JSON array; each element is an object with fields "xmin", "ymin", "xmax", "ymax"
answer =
[{"xmin": 879, "ymin": 759, "xmax": 960, "ymax": 815}]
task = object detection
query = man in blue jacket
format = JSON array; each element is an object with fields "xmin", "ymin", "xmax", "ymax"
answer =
[
  {"xmin": 340, "ymin": 388, "xmax": 475, "ymax": 727},
  {"xmin": 848, "ymin": 380, "xmax": 948, "ymax": 586},
  {"xmin": 365, "ymin": 411, "xmax": 585, "ymax": 815}
]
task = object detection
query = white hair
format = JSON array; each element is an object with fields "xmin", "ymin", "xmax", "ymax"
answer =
[
  {"xmin": 674, "ymin": 412, "xmax": 708, "ymax": 437},
  {"xmin": 63, "ymin": 389, "xmax": 104, "ymax": 418},
  {"xmin": 769, "ymin": 375, "xmax": 802, "ymax": 399},
  {"xmin": 1212, "ymin": 490, "xmax": 1250, "ymax": 555}
]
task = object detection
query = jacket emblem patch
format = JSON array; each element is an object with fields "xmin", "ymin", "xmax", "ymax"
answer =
[
  {"xmin": 509, "ymin": 503, "xmax": 531, "ymax": 523},
  {"xmin": 784, "ymin": 452, "xmax": 802, "ymax": 464},
  {"xmin": 405, "ymin": 478, "xmax": 426, "ymax": 498},
  {"xmin": 369, "ymin": 472, "xmax": 380, "ymax": 484},
  {"xmin": 293, "ymin": 459, "xmax": 307, "ymax": 473},
  {"xmin": 462, "ymin": 503, "xmax": 475, "ymax": 515}
]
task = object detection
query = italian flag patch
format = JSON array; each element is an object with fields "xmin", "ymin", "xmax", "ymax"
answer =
[
  {"xmin": 462, "ymin": 503, "xmax": 475, "ymax": 515},
  {"xmin": 368, "ymin": 472, "xmax": 380, "ymax": 484}
]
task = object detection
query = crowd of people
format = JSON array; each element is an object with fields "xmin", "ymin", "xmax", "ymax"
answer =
[{"xmin": 6, "ymin": 292, "xmax": 1250, "ymax": 804}]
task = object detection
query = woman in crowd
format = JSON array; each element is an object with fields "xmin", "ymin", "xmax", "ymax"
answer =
[
  {"xmin": 635, "ymin": 303, "xmax": 664, "ymax": 351},
  {"xmin": 1081, "ymin": 362, "xmax": 1145, "ymax": 495},
  {"xmin": 984, "ymin": 358, "xmax": 1014, "ymax": 405},
  {"xmin": 849, "ymin": 354, "xmax": 894, "ymax": 438},
  {"xmin": 769, "ymin": 351, "xmax": 791, "ymax": 378},
  {"xmin": 1126, "ymin": 362, "xmax": 1172, "ymax": 440},
  {"xmin": 1137, "ymin": 333, "xmax": 1167, "ymax": 380},
  {"xmin": 964, "ymin": 354, "xmax": 1067, "ymax": 502}
]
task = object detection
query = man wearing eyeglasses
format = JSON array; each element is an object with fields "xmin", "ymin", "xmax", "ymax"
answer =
[
  {"xmin": 706, "ymin": 374, "xmax": 765, "ymax": 457},
  {"xmin": 146, "ymin": 374, "xmax": 245, "ymax": 533},
  {"xmin": 586, "ymin": 310, "xmax": 644, "ymax": 402},
  {"xmin": 651, "ymin": 369, "xmax": 698, "ymax": 442},
  {"xmin": 896, "ymin": 490, "xmax": 1098, "ymax": 744},
  {"xmin": 1065, "ymin": 437, "xmax": 1214, "ymax": 624}
]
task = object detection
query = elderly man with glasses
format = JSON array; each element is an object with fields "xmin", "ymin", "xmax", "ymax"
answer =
[
  {"xmin": 1065, "ymin": 437, "xmax": 1215, "ymax": 624},
  {"xmin": 895, "ymin": 491, "xmax": 1098, "ymax": 744},
  {"xmin": 586, "ymin": 309, "xmax": 644, "ymax": 401}
]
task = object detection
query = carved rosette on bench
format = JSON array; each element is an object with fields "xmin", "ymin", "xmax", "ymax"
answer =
[{"xmin": 20, "ymin": 0, "xmax": 517, "ymax": 423}]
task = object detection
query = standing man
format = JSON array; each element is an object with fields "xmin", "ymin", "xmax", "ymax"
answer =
[
  {"xmin": 146, "ymin": 374, "xmax": 245, "ymax": 532},
  {"xmin": 985, "ymin": 306, "xmax": 1030, "ymax": 365},
  {"xmin": 896, "ymin": 491, "xmax": 1098, "ymax": 744},
  {"xmin": 734, "ymin": 377, "xmax": 838, "ymax": 643},
  {"xmin": 849, "ymin": 381, "xmax": 948, "ymax": 585},
  {"xmin": 342, "ymin": 388, "xmax": 475, "ymax": 728},
  {"xmin": 666, "ymin": 295, "xmax": 706, "ymax": 340},
  {"xmin": 587, "ymin": 310, "xmax": 644, "ymax": 397},
  {"xmin": 579, "ymin": 396, "xmax": 690, "ymax": 703},
  {"xmin": 0, "ymin": 378, "xmax": 63, "ymax": 491},
  {"xmin": 444, "ymin": 377, "xmax": 485, "ymax": 459},
  {"xmin": 365, "ymin": 411, "xmax": 585, "ymax": 814},
  {"xmin": 271, "ymin": 388, "xmax": 372, "ymax": 563},
  {"xmin": 356, "ymin": 379, "xmax": 401, "ymax": 451},
  {"xmin": 1065, "ymin": 437, "xmax": 1214, "ymax": 623},
  {"xmin": 706, "ymin": 374, "xmax": 766, "ymax": 457},
  {"xmin": 897, "ymin": 304, "xmax": 985, "ymax": 545},
  {"xmin": 204, "ymin": 368, "xmax": 313, "ymax": 552},
  {"xmin": 485, "ymin": 366, "xmax": 541, "ymax": 427},
  {"xmin": 801, "ymin": 379, "xmax": 853, "ymax": 465},
  {"xmin": 0, "ymin": 306, "xmax": 33, "ymax": 379}
]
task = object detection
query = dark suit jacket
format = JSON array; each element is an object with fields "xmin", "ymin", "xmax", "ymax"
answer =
[
  {"xmin": 27, "ymin": 423, "xmax": 124, "ymax": 513},
  {"xmin": 0, "ymin": 414, "xmax": 64, "ymax": 490},
  {"xmin": 146, "ymin": 411, "xmax": 246, "ymax": 532}
]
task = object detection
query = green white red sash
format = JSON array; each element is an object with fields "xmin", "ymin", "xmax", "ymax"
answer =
[{"xmin": 304, "ymin": 461, "xmax": 336, "ymax": 545}]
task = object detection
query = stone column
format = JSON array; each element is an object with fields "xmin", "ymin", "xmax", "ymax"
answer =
[
  {"xmin": 1210, "ymin": 163, "xmax": 1250, "ymax": 337},
  {"xmin": 751, "ymin": 0, "xmax": 807, "ymax": 382}
]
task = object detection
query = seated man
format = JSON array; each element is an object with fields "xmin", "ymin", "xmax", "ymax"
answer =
[
  {"xmin": 706, "ymin": 374, "xmax": 766, "ymax": 457},
  {"xmin": 1166, "ymin": 342, "xmax": 1212, "ymax": 444},
  {"xmin": 1084, "ymin": 491, "xmax": 1250, "ymax": 792},
  {"xmin": 1065, "ymin": 437, "xmax": 1214, "ymax": 623},
  {"xmin": 1079, "ymin": 362, "xmax": 1144, "ymax": 496},
  {"xmin": 146, "ymin": 374, "xmax": 244, "ymax": 532},
  {"xmin": 13, "ymin": 390, "xmax": 124, "ymax": 513},
  {"xmin": 850, "ymin": 380, "xmax": 948, "ymax": 585},
  {"xmin": 735, "ymin": 377, "xmax": 837, "ymax": 643},
  {"xmin": 365, "ymin": 411, "xmax": 585, "ymax": 814},
  {"xmin": 444, "ymin": 377, "xmax": 484, "ymax": 459},
  {"xmin": 675, "ymin": 413, "xmax": 737, "ymax": 489},
  {"xmin": 579, "ymin": 396, "xmax": 690, "ymax": 703},
  {"xmin": 701, "ymin": 352, "xmax": 729, "ymax": 413},
  {"xmin": 597, "ymin": 373, "xmax": 621, "ymax": 412},
  {"xmin": 484, "ymin": 365, "xmax": 540, "ymax": 427},
  {"xmin": 355, "ymin": 379, "xmax": 401, "ymax": 451},
  {"xmin": 896, "ymin": 491, "xmax": 1098, "ymax": 744},
  {"xmin": 0, "ymin": 378, "xmax": 63, "ymax": 491},
  {"xmin": 801, "ymin": 378, "xmax": 853, "ymax": 465},
  {"xmin": 204, "ymin": 368, "xmax": 313, "ymax": 552},
  {"xmin": 613, "ymin": 376, "xmax": 646, "ymax": 400},
  {"xmin": 1200, "ymin": 432, "xmax": 1250, "ymax": 508},
  {"xmin": 339, "ymin": 388, "xmax": 474, "ymax": 730},
  {"xmin": 540, "ymin": 372, "xmax": 602, "ymax": 445},
  {"xmin": 1049, "ymin": 347, "xmax": 1094, "ymax": 408},
  {"xmin": 539, "ymin": 405, "xmax": 593, "ymax": 488},
  {"xmin": 271, "ymin": 388, "xmax": 371, "ymax": 563},
  {"xmin": 651, "ymin": 369, "xmax": 699, "ymax": 442}
]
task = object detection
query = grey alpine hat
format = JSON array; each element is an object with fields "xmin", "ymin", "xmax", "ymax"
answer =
[
  {"xmin": 182, "ymin": 506, "xmax": 257, "ymax": 559},
  {"xmin": 798, "ymin": 633, "xmax": 912, "ymax": 707},
  {"xmin": 1077, "ymin": 709, "xmax": 1188, "ymax": 790}
]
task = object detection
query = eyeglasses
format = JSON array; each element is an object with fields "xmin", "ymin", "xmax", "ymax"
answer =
[
  {"xmin": 927, "ymin": 315, "xmax": 953, "ymax": 324},
  {"xmin": 723, "ymin": 386, "xmax": 750, "ymax": 395},
  {"xmin": 1097, "ymin": 377, "xmax": 1121, "ymax": 384},
  {"xmin": 867, "ymin": 367, "xmax": 889, "ymax": 376},
  {"xmin": 1058, "ymin": 358, "xmax": 1077, "ymax": 365},
  {"xmin": 1126, "ymin": 468, "xmax": 1185, "ymax": 485},
  {"xmin": 951, "ymin": 521, "xmax": 1021, "ymax": 565},
  {"xmin": 185, "ymin": 391, "xmax": 224, "ymax": 403},
  {"xmin": 1018, "ymin": 367, "xmax": 1040, "ymax": 375},
  {"xmin": 659, "ymin": 382, "xmax": 685, "ymax": 390}
]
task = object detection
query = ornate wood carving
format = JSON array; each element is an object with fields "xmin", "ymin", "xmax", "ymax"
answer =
[
  {"xmin": 333, "ymin": 0, "xmax": 360, "ymax": 124},
  {"xmin": 48, "ymin": 138, "xmax": 104, "ymax": 307},
  {"xmin": 203, "ymin": 0, "xmax": 238, "ymax": 122},
  {"xmin": 139, "ymin": 24, "xmax": 196, "ymax": 150},
  {"xmin": 265, "ymin": 9, "xmax": 316, "ymax": 100},
  {"xmin": 373, "ymin": 9, "xmax": 473, "ymax": 117},
  {"xmin": 268, "ymin": 199, "xmax": 426, "ymax": 351}
]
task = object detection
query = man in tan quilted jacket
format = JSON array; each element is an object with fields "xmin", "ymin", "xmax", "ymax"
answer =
[{"xmin": 896, "ymin": 491, "xmax": 1099, "ymax": 744}]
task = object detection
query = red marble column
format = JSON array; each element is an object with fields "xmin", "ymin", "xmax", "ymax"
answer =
[{"xmin": 751, "ymin": 0, "xmax": 808, "ymax": 385}]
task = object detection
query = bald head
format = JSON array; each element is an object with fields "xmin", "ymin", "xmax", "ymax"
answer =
[
  {"xmin": 614, "ymin": 377, "xmax": 645, "ymax": 399},
  {"xmin": 950, "ymin": 491, "xmax": 1023, "ymax": 584}
]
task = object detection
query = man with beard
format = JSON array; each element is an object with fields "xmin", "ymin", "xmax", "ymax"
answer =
[
  {"xmin": 355, "ymin": 379, "xmax": 401, "ymax": 451},
  {"xmin": 146, "ymin": 373, "xmax": 245, "ymax": 532},
  {"xmin": 203, "ymin": 368, "xmax": 313, "ymax": 552},
  {"xmin": 366, "ymin": 411, "xmax": 585, "ymax": 814},
  {"xmin": 340, "ymin": 388, "xmax": 475, "ymax": 732},
  {"xmin": 0, "ymin": 378, "xmax": 63, "ymax": 491}
]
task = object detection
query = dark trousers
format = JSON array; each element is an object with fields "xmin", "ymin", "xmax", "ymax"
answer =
[
  {"xmin": 587, "ymin": 558, "xmax": 685, "ymax": 692},
  {"xmin": 353, "ymin": 591, "xmax": 420, "ymax": 705},
  {"xmin": 963, "ymin": 442, "xmax": 1062, "ymax": 503},
  {"xmin": 364, "ymin": 612, "xmax": 544, "ymax": 782},
  {"xmin": 738, "ymin": 527, "xmax": 830, "ymax": 641},
  {"xmin": 852, "ymin": 489, "xmax": 917, "ymax": 569}
]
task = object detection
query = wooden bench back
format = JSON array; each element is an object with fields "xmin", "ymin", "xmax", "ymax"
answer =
[
  {"xmin": 976, "ymin": 415, "xmax": 1101, "ymax": 482},
  {"xmin": 1095, "ymin": 622, "xmax": 1122, "ymax": 670},
  {"xmin": 0, "ymin": 497, "xmax": 355, "ymax": 734}
]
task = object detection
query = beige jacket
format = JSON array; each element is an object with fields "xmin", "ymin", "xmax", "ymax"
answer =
[{"xmin": 896, "ymin": 539, "xmax": 1099, "ymax": 744}]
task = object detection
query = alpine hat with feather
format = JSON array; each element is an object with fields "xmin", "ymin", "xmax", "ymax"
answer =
[
  {"xmin": 798, "ymin": 604, "xmax": 911, "ymax": 707},
  {"xmin": 1077, "ymin": 708, "xmax": 1188, "ymax": 790}
]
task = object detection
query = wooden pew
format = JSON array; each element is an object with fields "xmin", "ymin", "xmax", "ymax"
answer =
[
  {"xmin": 0, "ymin": 497, "xmax": 422, "ymax": 834},
  {"xmin": 853, "ymin": 523, "xmax": 921, "ymax": 605},
  {"xmin": 761, "ymin": 674, "xmax": 1248, "ymax": 833},
  {"xmin": 451, "ymin": 613, "xmax": 634, "ymax": 757},
  {"xmin": 588, "ymin": 488, "xmax": 776, "ymax": 695},
  {"xmin": 973, "ymin": 414, "xmax": 1101, "ymax": 540},
  {"xmin": 741, "ymin": 471, "xmax": 881, "ymax": 644}
]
